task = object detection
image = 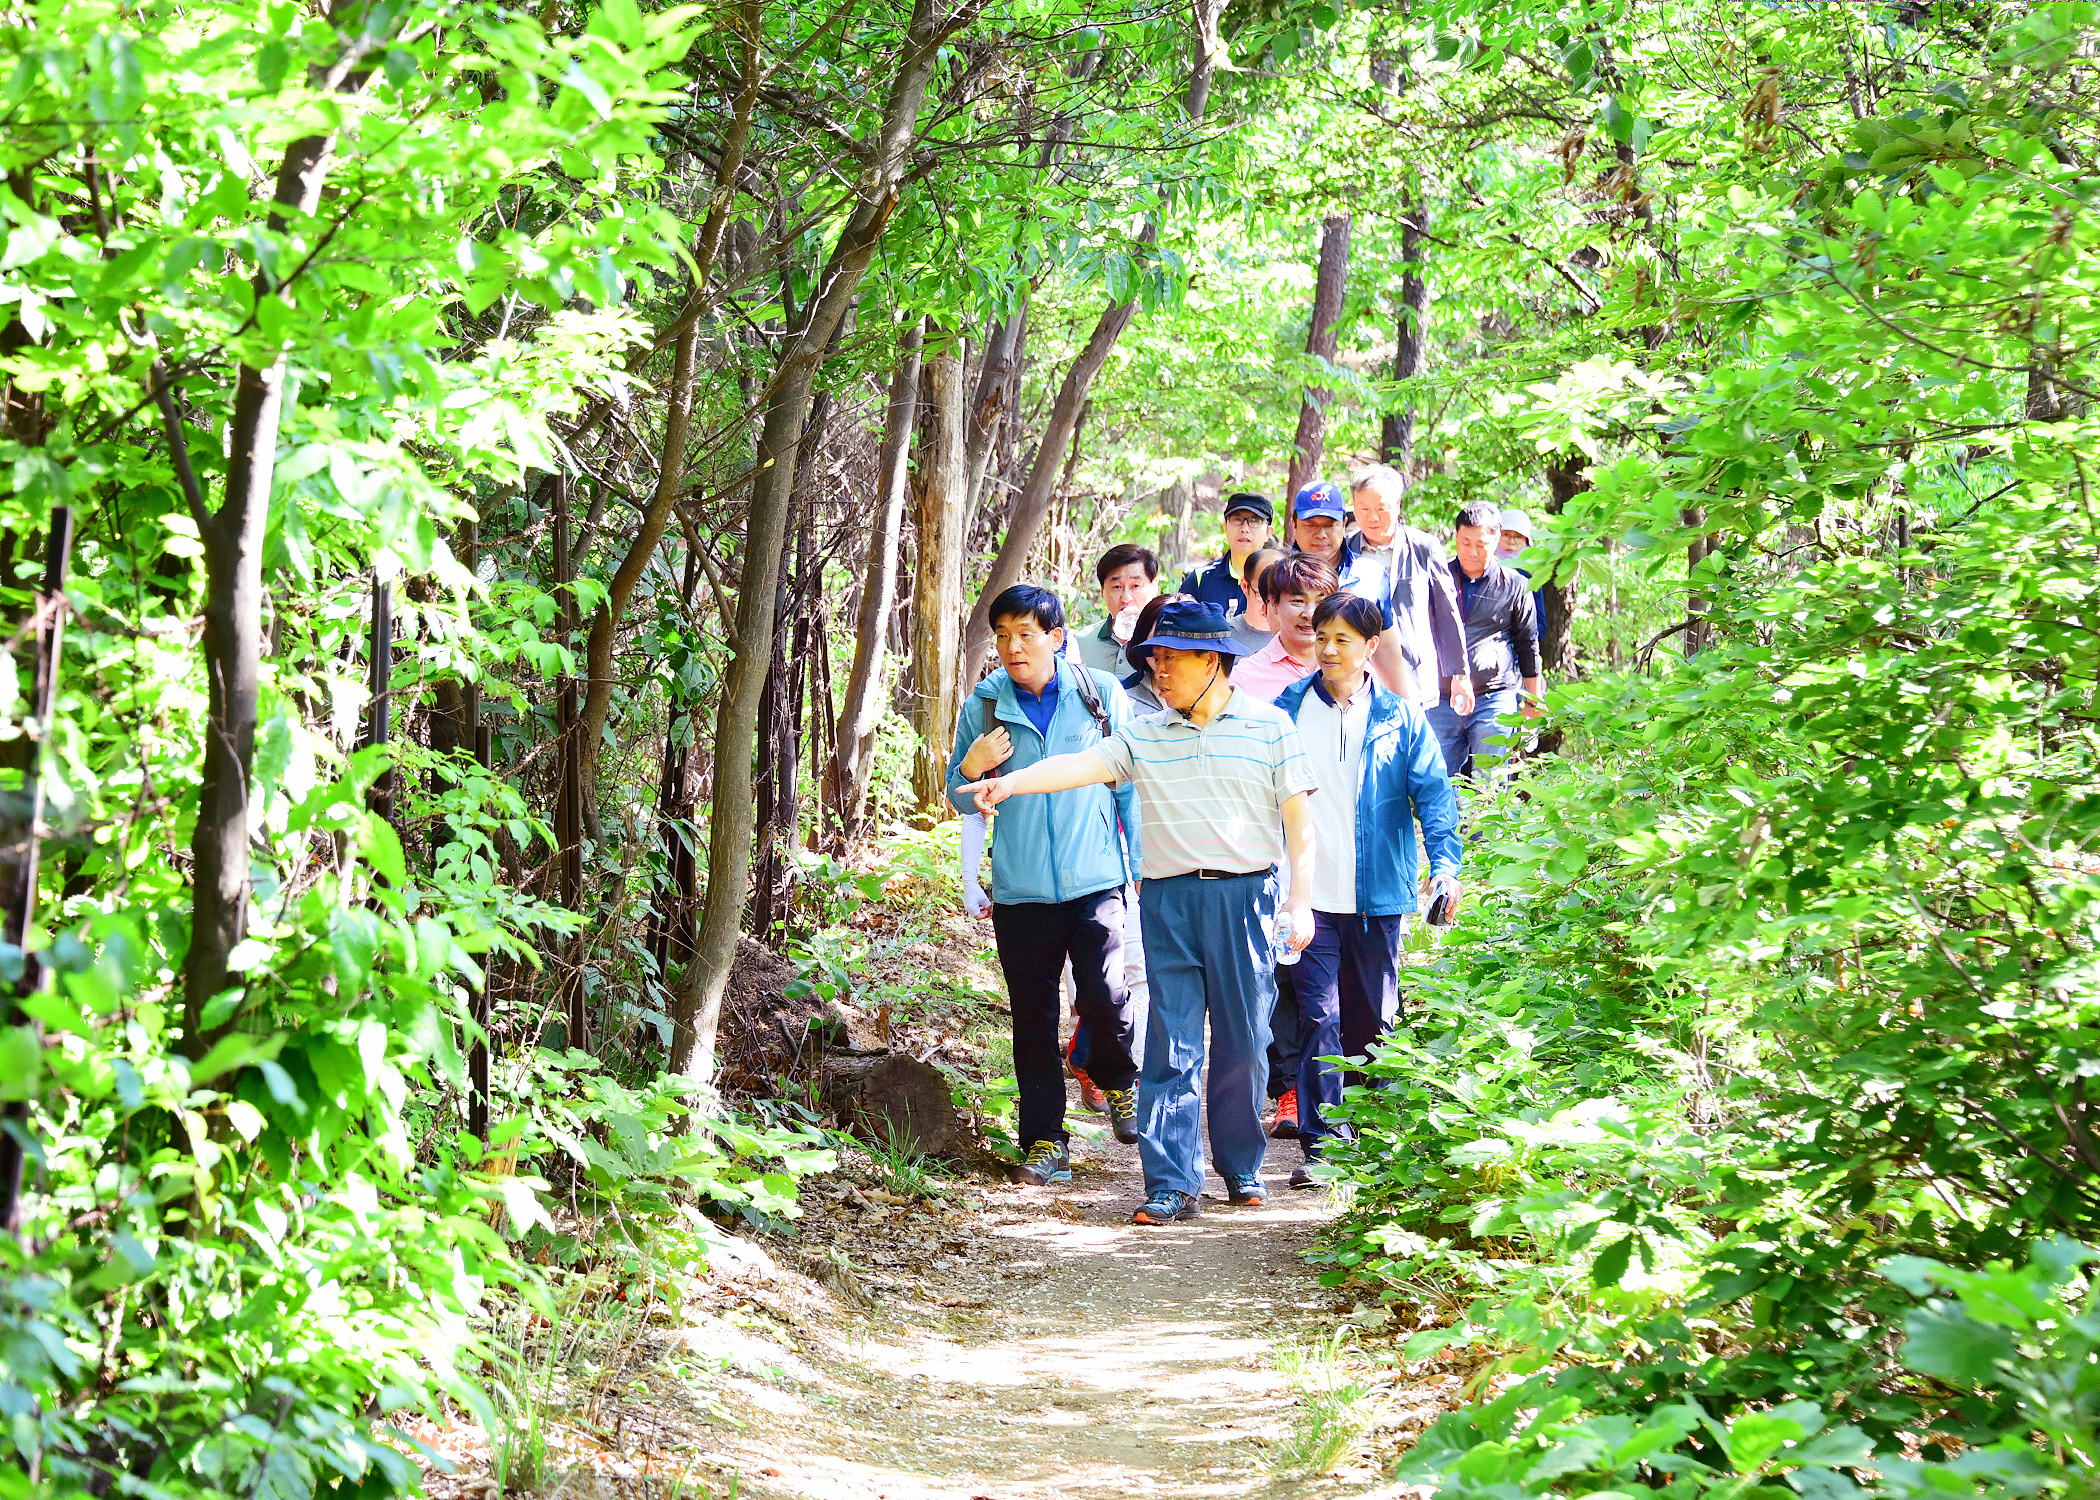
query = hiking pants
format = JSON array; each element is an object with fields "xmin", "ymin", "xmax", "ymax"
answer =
[
  {"xmin": 1427, "ymin": 686, "xmax": 1520, "ymax": 782},
  {"xmin": 1265, "ymin": 969, "xmax": 1300, "ymax": 1100},
  {"xmin": 993, "ymin": 888, "xmax": 1138, "ymax": 1149},
  {"xmin": 1137, "ymin": 870, "xmax": 1276, "ymax": 1198},
  {"xmin": 1293, "ymin": 912, "xmax": 1406, "ymax": 1153}
]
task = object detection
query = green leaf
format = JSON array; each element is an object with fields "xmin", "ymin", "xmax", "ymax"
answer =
[
  {"xmin": 1901, "ymin": 1310, "xmax": 2015, "ymax": 1384},
  {"xmin": 1592, "ymin": 1232, "xmax": 1636, "ymax": 1287},
  {"xmin": 0, "ymin": 1025, "xmax": 40, "ymax": 1100}
]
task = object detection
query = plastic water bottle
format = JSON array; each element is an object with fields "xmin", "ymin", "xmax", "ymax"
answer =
[{"xmin": 1275, "ymin": 911, "xmax": 1300, "ymax": 966}]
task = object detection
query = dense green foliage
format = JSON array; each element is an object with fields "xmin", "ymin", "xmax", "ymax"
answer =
[
  {"xmin": 1305, "ymin": 6, "xmax": 2100, "ymax": 1496},
  {"xmin": 9, "ymin": 0, "xmax": 2100, "ymax": 1494}
]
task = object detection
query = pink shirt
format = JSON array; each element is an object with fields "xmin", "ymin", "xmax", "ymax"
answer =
[{"xmin": 1233, "ymin": 635, "xmax": 1315, "ymax": 706}]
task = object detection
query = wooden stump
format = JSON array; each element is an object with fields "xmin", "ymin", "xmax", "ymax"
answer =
[{"xmin": 822, "ymin": 1052, "xmax": 967, "ymax": 1161}]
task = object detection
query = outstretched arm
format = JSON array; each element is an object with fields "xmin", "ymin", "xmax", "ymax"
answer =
[{"xmin": 958, "ymin": 749, "xmax": 1119, "ymax": 814}]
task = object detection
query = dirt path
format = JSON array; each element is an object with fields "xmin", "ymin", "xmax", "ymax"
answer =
[{"xmin": 669, "ymin": 1093, "xmax": 1413, "ymax": 1500}]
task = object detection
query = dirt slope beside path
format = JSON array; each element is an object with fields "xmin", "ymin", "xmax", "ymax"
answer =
[{"xmin": 693, "ymin": 1120, "xmax": 1401, "ymax": 1500}]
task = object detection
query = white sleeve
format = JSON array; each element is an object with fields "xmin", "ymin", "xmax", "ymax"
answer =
[{"xmin": 961, "ymin": 812, "xmax": 991, "ymax": 915}]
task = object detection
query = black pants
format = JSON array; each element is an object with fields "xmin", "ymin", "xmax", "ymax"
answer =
[
  {"xmin": 1266, "ymin": 969, "xmax": 1300, "ymax": 1100},
  {"xmin": 993, "ymin": 889, "xmax": 1139, "ymax": 1148}
]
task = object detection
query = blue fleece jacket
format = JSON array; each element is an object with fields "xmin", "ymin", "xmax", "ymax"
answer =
[
  {"xmin": 943, "ymin": 659, "xmax": 1141, "ymax": 905},
  {"xmin": 1274, "ymin": 674, "xmax": 1461, "ymax": 915}
]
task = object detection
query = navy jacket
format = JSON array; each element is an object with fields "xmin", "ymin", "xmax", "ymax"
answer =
[
  {"xmin": 1274, "ymin": 675, "xmax": 1460, "ymax": 916},
  {"xmin": 1177, "ymin": 551, "xmax": 1250, "ymax": 615}
]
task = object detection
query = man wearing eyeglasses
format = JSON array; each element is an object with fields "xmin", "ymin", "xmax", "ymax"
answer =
[{"xmin": 945, "ymin": 584, "xmax": 1144, "ymax": 1189}]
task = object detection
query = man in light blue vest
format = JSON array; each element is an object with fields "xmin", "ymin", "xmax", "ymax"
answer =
[{"xmin": 945, "ymin": 584, "xmax": 1142, "ymax": 1187}]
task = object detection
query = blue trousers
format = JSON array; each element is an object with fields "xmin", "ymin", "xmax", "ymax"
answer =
[
  {"xmin": 1426, "ymin": 687, "xmax": 1520, "ymax": 780},
  {"xmin": 1137, "ymin": 870, "xmax": 1277, "ymax": 1198},
  {"xmin": 1294, "ymin": 912, "xmax": 1405, "ymax": 1152}
]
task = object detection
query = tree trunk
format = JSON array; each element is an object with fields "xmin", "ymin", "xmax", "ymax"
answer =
[
  {"xmin": 911, "ymin": 336, "xmax": 968, "ymax": 819},
  {"xmin": 965, "ymin": 310, "xmax": 1026, "ymax": 512},
  {"xmin": 1381, "ymin": 195, "xmax": 1430, "ymax": 476},
  {"xmin": 650, "ymin": 549, "xmax": 703, "ymax": 979},
  {"xmin": 672, "ymin": 0, "xmax": 984, "ymax": 1087},
  {"xmin": 1682, "ymin": 505, "xmax": 1709, "ymax": 658},
  {"xmin": 1287, "ymin": 213, "xmax": 1352, "ymax": 504},
  {"xmin": 1541, "ymin": 454, "xmax": 1586, "ymax": 680},
  {"xmin": 826, "ymin": 320, "xmax": 923, "ymax": 840},
  {"xmin": 574, "ymin": 11, "xmax": 759, "ymax": 813},
  {"xmin": 181, "ymin": 131, "xmax": 339, "ymax": 1055},
  {"xmin": 961, "ymin": 11, "xmax": 1218, "ymax": 672}
]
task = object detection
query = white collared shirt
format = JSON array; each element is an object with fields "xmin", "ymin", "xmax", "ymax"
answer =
[{"xmin": 1297, "ymin": 673, "xmax": 1372, "ymax": 913}]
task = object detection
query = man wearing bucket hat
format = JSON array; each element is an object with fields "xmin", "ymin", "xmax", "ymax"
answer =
[{"xmin": 959, "ymin": 599, "xmax": 1319, "ymax": 1225}]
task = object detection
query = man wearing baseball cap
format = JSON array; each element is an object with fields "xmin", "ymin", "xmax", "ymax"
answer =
[
  {"xmin": 1179, "ymin": 493, "xmax": 1275, "ymax": 615},
  {"xmin": 958, "ymin": 599, "xmax": 1318, "ymax": 1225},
  {"xmin": 1291, "ymin": 481, "xmax": 1349, "ymax": 566}
]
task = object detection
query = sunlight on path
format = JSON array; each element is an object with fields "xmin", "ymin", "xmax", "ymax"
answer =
[{"xmin": 703, "ymin": 1111, "xmax": 1405, "ymax": 1500}]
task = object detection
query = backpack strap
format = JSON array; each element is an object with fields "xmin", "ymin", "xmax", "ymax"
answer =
[{"xmin": 1066, "ymin": 661, "xmax": 1114, "ymax": 741}]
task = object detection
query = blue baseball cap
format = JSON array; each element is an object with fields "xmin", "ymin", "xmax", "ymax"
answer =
[
  {"xmin": 1127, "ymin": 599, "xmax": 1256, "ymax": 670},
  {"xmin": 1294, "ymin": 481, "xmax": 1347, "ymax": 522}
]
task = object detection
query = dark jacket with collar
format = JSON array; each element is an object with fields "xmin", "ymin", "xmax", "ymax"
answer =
[
  {"xmin": 1449, "ymin": 557, "xmax": 1542, "ymax": 694},
  {"xmin": 1338, "ymin": 527, "xmax": 1469, "ymax": 707},
  {"xmin": 1177, "ymin": 551, "xmax": 1252, "ymax": 614}
]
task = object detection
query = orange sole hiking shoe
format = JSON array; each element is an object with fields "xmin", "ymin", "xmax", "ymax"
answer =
[
  {"xmin": 1268, "ymin": 1087, "xmax": 1300, "ymax": 1139},
  {"xmin": 1131, "ymin": 1190, "xmax": 1200, "ymax": 1225}
]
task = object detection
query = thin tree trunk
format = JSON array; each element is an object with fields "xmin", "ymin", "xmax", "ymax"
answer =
[
  {"xmin": 181, "ymin": 131, "xmax": 339, "ymax": 1054},
  {"xmin": 827, "ymin": 320, "xmax": 922, "ymax": 840},
  {"xmin": 911, "ymin": 335, "xmax": 969, "ymax": 818},
  {"xmin": 961, "ymin": 4, "xmax": 1219, "ymax": 672},
  {"xmin": 1682, "ymin": 505, "xmax": 1709, "ymax": 658},
  {"xmin": 1381, "ymin": 195, "xmax": 1430, "ymax": 475},
  {"xmin": 672, "ymin": 0, "xmax": 984, "ymax": 1086},
  {"xmin": 1287, "ymin": 213, "xmax": 1352, "ymax": 504},
  {"xmin": 574, "ymin": 7, "xmax": 760, "ymax": 808},
  {"xmin": 650, "ymin": 549, "xmax": 703, "ymax": 978},
  {"xmin": 1541, "ymin": 455, "xmax": 1585, "ymax": 679},
  {"xmin": 964, "ymin": 311, "xmax": 1025, "ymax": 511}
]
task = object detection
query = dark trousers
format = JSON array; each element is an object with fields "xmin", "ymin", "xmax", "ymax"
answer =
[
  {"xmin": 1294, "ymin": 912, "xmax": 1405, "ymax": 1152},
  {"xmin": 1266, "ymin": 970, "xmax": 1300, "ymax": 1099},
  {"xmin": 993, "ymin": 889, "xmax": 1139, "ymax": 1148}
]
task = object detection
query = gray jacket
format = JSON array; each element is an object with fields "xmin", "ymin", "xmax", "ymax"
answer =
[{"xmin": 1338, "ymin": 527, "xmax": 1469, "ymax": 706}]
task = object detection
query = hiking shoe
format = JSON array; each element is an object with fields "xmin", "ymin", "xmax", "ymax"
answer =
[
  {"xmin": 1014, "ymin": 1138, "xmax": 1071, "ymax": 1187},
  {"xmin": 1290, "ymin": 1159, "xmax": 1322, "ymax": 1190},
  {"xmin": 1077, "ymin": 1070, "xmax": 1106, "ymax": 1114},
  {"xmin": 1131, "ymin": 1190, "xmax": 1199, "ymax": 1225},
  {"xmin": 1225, "ymin": 1174, "xmax": 1266, "ymax": 1207},
  {"xmin": 1268, "ymin": 1088, "xmax": 1300, "ymax": 1139},
  {"xmin": 1101, "ymin": 1086, "xmax": 1139, "ymax": 1145}
]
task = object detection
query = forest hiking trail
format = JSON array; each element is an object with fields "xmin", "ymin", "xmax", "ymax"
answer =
[{"xmin": 701, "ymin": 1123, "xmax": 1399, "ymax": 1500}]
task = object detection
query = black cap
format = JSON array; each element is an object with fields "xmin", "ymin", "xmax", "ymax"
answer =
[{"xmin": 1222, "ymin": 492, "xmax": 1273, "ymax": 525}]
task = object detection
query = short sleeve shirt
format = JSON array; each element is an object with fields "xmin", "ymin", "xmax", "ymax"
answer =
[{"xmin": 1089, "ymin": 689, "xmax": 1317, "ymax": 879}]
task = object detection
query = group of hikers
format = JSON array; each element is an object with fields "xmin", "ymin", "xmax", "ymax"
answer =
[{"xmin": 946, "ymin": 465, "xmax": 1548, "ymax": 1227}]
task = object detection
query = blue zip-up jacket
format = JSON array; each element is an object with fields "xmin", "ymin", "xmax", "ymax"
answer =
[
  {"xmin": 944, "ymin": 658, "xmax": 1141, "ymax": 905},
  {"xmin": 1274, "ymin": 674, "xmax": 1461, "ymax": 915}
]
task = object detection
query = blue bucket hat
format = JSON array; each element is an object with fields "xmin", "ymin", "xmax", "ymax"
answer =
[
  {"xmin": 1127, "ymin": 599, "xmax": 1254, "ymax": 671},
  {"xmin": 1294, "ymin": 481, "xmax": 1348, "ymax": 522}
]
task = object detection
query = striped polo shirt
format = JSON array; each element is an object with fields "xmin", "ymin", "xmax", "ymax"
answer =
[{"xmin": 1089, "ymin": 688, "xmax": 1317, "ymax": 880}]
